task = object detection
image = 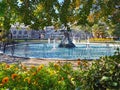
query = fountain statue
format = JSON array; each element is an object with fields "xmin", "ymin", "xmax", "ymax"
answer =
[{"xmin": 58, "ymin": 30, "xmax": 75, "ymax": 48}]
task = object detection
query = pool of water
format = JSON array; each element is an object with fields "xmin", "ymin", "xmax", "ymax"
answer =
[{"xmin": 4, "ymin": 43, "xmax": 118, "ymax": 60}]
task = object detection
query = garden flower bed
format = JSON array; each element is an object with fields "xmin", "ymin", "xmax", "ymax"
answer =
[
  {"xmin": 89, "ymin": 38, "xmax": 114, "ymax": 43},
  {"xmin": 0, "ymin": 55, "xmax": 120, "ymax": 90}
]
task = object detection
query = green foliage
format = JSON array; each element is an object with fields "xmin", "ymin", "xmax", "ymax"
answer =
[
  {"xmin": 92, "ymin": 23, "xmax": 109, "ymax": 38},
  {"xmin": 0, "ymin": 54, "xmax": 120, "ymax": 90},
  {"xmin": 76, "ymin": 55, "xmax": 120, "ymax": 90},
  {"xmin": 0, "ymin": 0, "xmax": 120, "ymax": 42},
  {"xmin": 77, "ymin": 0, "xmax": 93, "ymax": 25},
  {"xmin": 0, "ymin": 0, "xmax": 119, "ymax": 30},
  {"xmin": 3, "ymin": 16, "xmax": 11, "ymax": 31},
  {"xmin": 0, "ymin": 1, "xmax": 6, "ymax": 16},
  {"xmin": 113, "ymin": 23, "xmax": 120, "ymax": 37},
  {"xmin": 112, "ymin": 10, "xmax": 120, "ymax": 24}
]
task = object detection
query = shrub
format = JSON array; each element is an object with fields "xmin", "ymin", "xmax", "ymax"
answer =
[{"xmin": 0, "ymin": 55, "xmax": 120, "ymax": 90}]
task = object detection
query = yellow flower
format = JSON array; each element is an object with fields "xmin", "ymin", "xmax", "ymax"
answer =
[
  {"xmin": 5, "ymin": 64, "xmax": 10, "ymax": 68},
  {"xmin": 48, "ymin": 70, "xmax": 57, "ymax": 76},
  {"xmin": 24, "ymin": 77, "xmax": 31, "ymax": 84},
  {"xmin": 11, "ymin": 74, "xmax": 18, "ymax": 80},
  {"xmin": 67, "ymin": 63, "xmax": 71, "ymax": 67},
  {"xmin": 33, "ymin": 81, "xmax": 38, "ymax": 85},
  {"xmin": 32, "ymin": 72, "xmax": 37, "ymax": 76},
  {"xmin": 54, "ymin": 63, "xmax": 59, "ymax": 68},
  {"xmin": 77, "ymin": 58, "xmax": 82, "ymax": 65},
  {"xmin": 77, "ymin": 61, "xmax": 81, "ymax": 65},
  {"xmin": 57, "ymin": 61, "xmax": 61, "ymax": 64},
  {"xmin": 71, "ymin": 78, "xmax": 74, "ymax": 81},
  {"xmin": 22, "ymin": 65, "xmax": 27, "ymax": 70},
  {"xmin": 58, "ymin": 81, "xmax": 61, "ymax": 84},
  {"xmin": 83, "ymin": 62, "xmax": 88, "ymax": 67},
  {"xmin": 31, "ymin": 65, "xmax": 35, "ymax": 68},
  {"xmin": 0, "ymin": 83, "xmax": 3, "ymax": 87},
  {"xmin": 71, "ymin": 78, "xmax": 75, "ymax": 85},
  {"xmin": 2, "ymin": 77, "xmax": 9, "ymax": 84},
  {"xmin": 1, "ymin": 63, "xmax": 6, "ymax": 66},
  {"xmin": 24, "ymin": 66, "xmax": 27, "ymax": 70},
  {"xmin": 37, "ymin": 65, "xmax": 43, "ymax": 72},
  {"xmin": 15, "ymin": 68, "xmax": 18, "ymax": 71},
  {"xmin": 61, "ymin": 77, "xmax": 64, "ymax": 81}
]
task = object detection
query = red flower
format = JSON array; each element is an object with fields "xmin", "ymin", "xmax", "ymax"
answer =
[
  {"xmin": 11, "ymin": 74, "xmax": 18, "ymax": 80},
  {"xmin": 2, "ymin": 77, "xmax": 9, "ymax": 84}
]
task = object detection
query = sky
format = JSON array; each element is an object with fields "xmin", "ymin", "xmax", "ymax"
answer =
[{"xmin": 58, "ymin": 0, "xmax": 63, "ymax": 3}]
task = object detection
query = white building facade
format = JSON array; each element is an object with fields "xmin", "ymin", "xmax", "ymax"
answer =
[{"xmin": 10, "ymin": 25, "xmax": 93, "ymax": 40}]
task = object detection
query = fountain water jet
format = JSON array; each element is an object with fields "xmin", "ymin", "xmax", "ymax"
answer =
[
  {"xmin": 48, "ymin": 38, "xmax": 50, "ymax": 44},
  {"xmin": 86, "ymin": 36, "xmax": 90, "ymax": 49},
  {"xmin": 52, "ymin": 39, "xmax": 56, "ymax": 49}
]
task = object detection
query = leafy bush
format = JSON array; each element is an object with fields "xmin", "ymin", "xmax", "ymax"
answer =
[
  {"xmin": 75, "ymin": 55, "xmax": 120, "ymax": 90},
  {"xmin": 0, "ymin": 55, "xmax": 120, "ymax": 90}
]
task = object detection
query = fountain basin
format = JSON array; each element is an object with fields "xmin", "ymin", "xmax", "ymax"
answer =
[{"xmin": 3, "ymin": 43, "xmax": 118, "ymax": 60}]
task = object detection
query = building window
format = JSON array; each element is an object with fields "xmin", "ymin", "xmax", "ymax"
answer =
[
  {"xmin": 13, "ymin": 31, "xmax": 16, "ymax": 34},
  {"xmin": 24, "ymin": 31, "xmax": 27, "ymax": 34},
  {"xmin": 19, "ymin": 31, "xmax": 22, "ymax": 34}
]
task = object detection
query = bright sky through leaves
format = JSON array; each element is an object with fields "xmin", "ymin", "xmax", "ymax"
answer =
[{"xmin": 58, "ymin": 0, "xmax": 63, "ymax": 3}]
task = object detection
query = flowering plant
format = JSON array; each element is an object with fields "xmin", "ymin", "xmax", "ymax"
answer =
[
  {"xmin": 89, "ymin": 38, "xmax": 113, "ymax": 43},
  {"xmin": 0, "ymin": 55, "xmax": 120, "ymax": 90}
]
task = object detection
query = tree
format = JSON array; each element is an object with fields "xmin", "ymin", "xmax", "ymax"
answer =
[
  {"xmin": 82, "ymin": 0, "xmax": 120, "ymax": 40},
  {"xmin": 0, "ymin": 0, "xmax": 21, "ymax": 53},
  {"xmin": 0, "ymin": 0, "xmax": 20, "ymax": 40},
  {"xmin": 58, "ymin": 0, "xmax": 76, "ymax": 48},
  {"xmin": 16, "ymin": 0, "xmax": 60, "ymax": 30},
  {"xmin": 0, "ymin": 0, "xmax": 11, "ymax": 43},
  {"xmin": 89, "ymin": 0, "xmax": 120, "ymax": 24},
  {"xmin": 112, "ymin": 23, "xmax": 120, "ymax": 39},
  {"xmin": 92, "ymin": 23, "xmax": 108, "ymax": 38},
  {"xmin": 0, "ymin": 0, "xmax": 119, "ymax": 46}
]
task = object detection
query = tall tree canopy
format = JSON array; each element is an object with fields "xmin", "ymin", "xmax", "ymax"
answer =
[
  {"xmin": 0, "ymin": 0, "xmax": 20, "ymax": 42},
  {"xmin": 0, "ymin": 0, "xmax": 119, "ymax": 32}
]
